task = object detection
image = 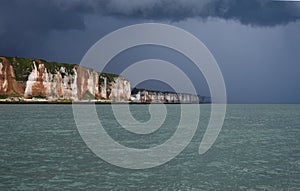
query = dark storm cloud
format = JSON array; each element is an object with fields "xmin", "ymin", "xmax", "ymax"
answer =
[
  {"xmin": 1, "ymin": 0, "xmax": 299, "ymax": 33},
  {"xmin": 97, "ymin": 0, "xmax": 300, "ymax": 26},
  {"xmin": 0, "ymin": 0, "xmax": 90, "ymax": 56},
  {"xmin": 1, "ymin": 0, "xmax": 298, "ymax": 56}
]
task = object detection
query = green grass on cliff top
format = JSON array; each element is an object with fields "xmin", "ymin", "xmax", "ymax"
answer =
[
  {"xmin": 2, "ymin": 56, "xmax": 119, "ymax": 82},
  {"xmin": 6, "ymin": 57, "xmax": 33, "ymax": 81}
]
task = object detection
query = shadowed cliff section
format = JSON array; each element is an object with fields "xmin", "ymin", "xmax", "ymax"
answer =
[{"xmin": 0, "ymin": 56, "xmax": 131, "ymax": 102}]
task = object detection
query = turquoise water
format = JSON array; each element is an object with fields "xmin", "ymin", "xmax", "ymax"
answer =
[{"xmin": 0, "ymin": 104, "xmax": 299, "ymax": 190}]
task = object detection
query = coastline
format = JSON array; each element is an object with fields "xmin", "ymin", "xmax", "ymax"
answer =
[
  {"xmin": 0, "ymin": 56, "xmax": 207, "ymax": 105},
  {"xmin": 0, "ymin": 101, "xmax": 206, "ymax": 104}
]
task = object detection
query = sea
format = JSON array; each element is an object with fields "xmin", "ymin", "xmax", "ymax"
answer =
[{"xmin": 0, "ymin": 104, "xmax": 299, "ymax": 190}]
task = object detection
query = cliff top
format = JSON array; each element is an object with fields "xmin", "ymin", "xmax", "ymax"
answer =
[{"xmin": 0, "ymin": 56, "xmax": 119, "ymax": 82}]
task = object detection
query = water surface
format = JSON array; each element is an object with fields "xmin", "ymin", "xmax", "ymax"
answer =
[{"xmin": 0, "ymin": 104, "xmax": 299, "ymax": 190}]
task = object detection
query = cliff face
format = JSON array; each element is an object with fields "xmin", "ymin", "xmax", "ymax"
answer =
[
  {"xmin": 0, "ymin": 56, "xmax": 131, "ymax": 101},
  {"xmin": 109, "ymin": 77, "xmax": 131, "ymax": 102},
  {"xmin": 131, "ymin": 89, "xmax": 200, "ymax": 103},
  {"xmin": 0, "ymin": 57, "xmax": 24, "ymax": 96}
]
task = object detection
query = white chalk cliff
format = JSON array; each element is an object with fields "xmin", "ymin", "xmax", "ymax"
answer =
[{"xmin": 0, "ymin": 57, "xmax": 131, "ymax": 102}]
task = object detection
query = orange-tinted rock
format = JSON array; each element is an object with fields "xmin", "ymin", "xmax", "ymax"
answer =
[{"xmin": 0, "ymin": 57, "xmax": 24, "ymax": 96}]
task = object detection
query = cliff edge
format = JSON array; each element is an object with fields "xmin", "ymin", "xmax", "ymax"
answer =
[{"xmin": 0, "ymin": 56, "xmax": 131, "ymax": 102}]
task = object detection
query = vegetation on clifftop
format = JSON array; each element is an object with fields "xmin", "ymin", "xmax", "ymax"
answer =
[
  {"xmin": 44, "ymin": 61, "xmax": 76, "ymax": 76},
  {"xmin": 2, "ymin": 56, "xmax": 119, "ymax": 82},
  {"xmin": 99, "ymin": 73, "xmax": 119, "ymax": 84},
  {"xmin": 7, "ymin": 57, "xmax": 33, "ymax": 81}
]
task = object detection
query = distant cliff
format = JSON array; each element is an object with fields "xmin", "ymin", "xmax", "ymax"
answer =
[
  {"xmin": 0, "ymin": 56, "xmax": 131, "ymax": 102},
  {"xmin": 130, "ymin": 88, "xmax": 201, "ymax": 104}
]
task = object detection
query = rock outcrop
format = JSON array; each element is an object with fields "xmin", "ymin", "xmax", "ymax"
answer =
[
  {"xmin": 131, "ymin": 89, "xmax": 201, "ymax": 103},
  {"xmin": 0, "ymin": 56, "xmax": 131, "ymax": 102},
  {"xmin": 0, "ymin": 57, "xmax": 24, "ymax": 96}
]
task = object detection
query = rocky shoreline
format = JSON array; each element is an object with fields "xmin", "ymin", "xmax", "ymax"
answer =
[{"xmin": 0, "ymin": 56, "xmax": 207, "ymax": 104}]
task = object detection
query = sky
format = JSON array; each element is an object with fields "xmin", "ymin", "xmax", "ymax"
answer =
[{"xmin": 0, "ymin": 0, "xmax": 299, "ymax": 103}]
